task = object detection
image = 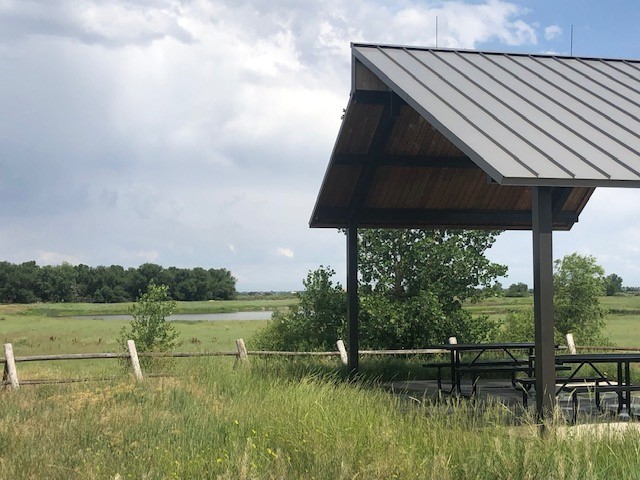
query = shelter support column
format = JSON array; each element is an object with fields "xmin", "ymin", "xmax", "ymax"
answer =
[
  {"xmin": 532, "ymin": 186, "xmax": 555, "ymax": 420},
  {"xmin": 347, "ymin": 225, "xmax": 359, "ymax": 376}
]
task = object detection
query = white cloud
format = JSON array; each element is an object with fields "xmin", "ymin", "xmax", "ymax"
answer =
[
  {"xmin": 277, "ymin": 248, "xmax": 295, "ymax": 258},
  {"xmin": 0, "ymin": 0, "xmax": 553, "ymax": 290},
  {"xmin": 544, "ymin": 25, "xmax": 562, "ymax": 41}
]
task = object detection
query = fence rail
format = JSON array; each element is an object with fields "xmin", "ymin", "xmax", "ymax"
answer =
[
  {"xmin": 0, "ymin": 339, "xmax": 451, "ymax": 390},
  {"xmin": 4, "ymin": 336, "xmax": 638, "ymax": 391}
]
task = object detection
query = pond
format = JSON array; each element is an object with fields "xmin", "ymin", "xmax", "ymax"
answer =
[{"xmin": 74, "ymin": 311, "xmax": 274, "ymax": 321}]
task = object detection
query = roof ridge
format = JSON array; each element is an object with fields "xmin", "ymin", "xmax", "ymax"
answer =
[{"xmin": 351, "ymin": 42, "xmax": 640, "ymax": 64}]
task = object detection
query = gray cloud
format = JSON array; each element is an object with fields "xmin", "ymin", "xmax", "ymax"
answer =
[
  {"xmin": 2, "ymin": 0, "xmax": 580, "ymax": 290},
  {"xmin": 0, "ymin": 0, "xmax": 194, "ymax": 46}
]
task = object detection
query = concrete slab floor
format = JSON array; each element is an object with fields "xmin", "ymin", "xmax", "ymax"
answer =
[{"xmin": 386, "ymin": 378, "xmax": 640, "ymax": 422}]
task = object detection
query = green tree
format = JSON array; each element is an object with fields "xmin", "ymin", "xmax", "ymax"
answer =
[
  {"xmin": 254, "ymin": 229, "xmax": 505, "ymax": 351},
  {"xmin": 505, "ymin": 282, "xmax": 529, "ymax": 297},
  {"xmin": 118, "ymin": 283, "xmax": 179, "ymax": 359},
  {"xmin": 357, "ymin": 229, "xmax": 505, "ymax": 348},
  {"xmin": 604, "ymin": 273, "xmax": 623, "ymax": 296},
  {"xmin": 252, "ymin": 266, "xmax": 346, "ymax": 351},
  {"xmin": 554, "ymin": 253, "xmax": 607, "ymax": 343},
  {"xmin": 500, "ymin": 253, "xmax": 608, "ymax": 345}
]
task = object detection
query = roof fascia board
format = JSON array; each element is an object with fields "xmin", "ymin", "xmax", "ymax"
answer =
[
  {"xmin": 334, "ymin": 153, "xmax": 477, "ymax": 168},
  {"xmin": 498, "ymin": 177, "xmax": 640, "ymax": 188},
  {"xmin": 351, "ymin": 45, "xmax": 506, "ymax": 185}
]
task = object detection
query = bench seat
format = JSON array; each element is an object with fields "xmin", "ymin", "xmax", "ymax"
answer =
[
  {"xmin": 423, "ymin": 359, "xmax": 529, "ymax": 390},
  {"xmin": 515, "ymin": 376, "xmax": 640, "ymax": 420}
]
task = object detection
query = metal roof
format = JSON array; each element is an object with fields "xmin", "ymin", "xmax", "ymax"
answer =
[
  {"xmin": 355, "ymin": 44, "xmax": 640, "ymax": 186},
  {"xmin": 310, "ymin": 44, "xmax": 640, "ymax": 230}
]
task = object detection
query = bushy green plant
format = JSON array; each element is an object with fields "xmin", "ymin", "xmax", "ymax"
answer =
[
  {"xmin": 359, "ymin": 290, "xmax": 496, "ymax": 348},
  {"xmin": 499, "ymin": 253, "xmax": 610, "ymax": 345},
  {"xmin": 118, "ymin": 283, "xmax": 179, "ymax": 356},
  {"xmin": 554, "ymin": 253, "xmax": 607, "ymax": 344},
  {"xmin": 252, "ymin": 266, "xmax": 346, "ymax": 351},
  {"xmin": 497, "ymin": 309, "xmax": 564, "ymax": 344},
  {"xmin": 252, "ymin": 264, "xmax": 497, "ymax": 351}
]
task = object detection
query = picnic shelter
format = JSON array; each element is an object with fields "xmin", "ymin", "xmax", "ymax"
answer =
[{"xmin": 310, "ymin": 43, "xmax": 640, "ymax": 419}]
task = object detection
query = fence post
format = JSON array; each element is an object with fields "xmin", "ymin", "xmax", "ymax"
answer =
[
  {"xmin": 127, "ymin": 340, "xmax": 144, "ymax": 382},
  {"xmin": 235, "ymin": 338, "xmax": 249, "ymax": 366},
  {"xmin": 336, "ymin": 340, "xmax": 348, "ymax": 366},
  {"xmin": 3, "ymin": 343, "xmax": 19, "ymax": 390},
  {"xmin": 566, "ymin": 333, "xmax": 577, "ymax": 355}
]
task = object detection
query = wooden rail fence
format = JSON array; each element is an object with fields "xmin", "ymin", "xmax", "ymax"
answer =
[
  {"xmin": 6, "ymin": 332, "xmax": 631, "ymax": 390},
  {"xmin": 1, "ymin": 339, "xmax": 449, "ymax": 390}
]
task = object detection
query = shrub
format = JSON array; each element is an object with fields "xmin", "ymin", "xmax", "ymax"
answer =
[
  {"xmin": 498, "ymin": 253, "xmax": 610, "ymax": 346},
  {"xmin": 252, "ymin": 266, "xmax": 346, "ymax": 351},
  {"xmin": 118, "ymin": 283, "xmax": 179, "ymax": 360}
]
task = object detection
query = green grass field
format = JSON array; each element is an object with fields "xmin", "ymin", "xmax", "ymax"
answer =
[
  {"xmin": 0, "ymin": 300, "xmax": 282, "ymax": 380},
  {"xmin": 469, "ymin": 295, "xmax": 640, "ymax": 347},
  {"xmin": 2, "ymin": 294, "xmax": 640, "ymax": 361}
]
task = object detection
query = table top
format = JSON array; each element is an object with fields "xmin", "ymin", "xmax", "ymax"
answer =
[
  {"xmin": 427, "ymin": 342, "xmax": 536, "ymax": 351},
  {"xmin": 555, "ymin": 353, "xmax": 640, "ymax": 363}
]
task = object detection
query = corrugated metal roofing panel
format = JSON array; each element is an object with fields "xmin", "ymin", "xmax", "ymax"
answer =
[
  {"xmin": 353, "ymin": 45, "xmax": 640, "ymax": 187},
  {"xmin": 431, "ymin": 51, "xmax": 640, "ymax": 180},
  {"xmin": 411, "ymin": 49, "xmax": 613, "ymax": 180}
]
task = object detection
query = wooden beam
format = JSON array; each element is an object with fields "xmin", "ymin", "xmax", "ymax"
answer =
[
  {"xmin": 313, "ymin": 207, "xmax": 579, "ymax": 228},
  {"xmin": 351, "ymin": 89, "xmax": 407, "ymax": 107},
  {"xmin": 552, "ymin": 187, "xmax": 573, "ymax": 215},
  {"xmin": 346, "ymin": 98, "xmax": 399, "ymax": 222}
]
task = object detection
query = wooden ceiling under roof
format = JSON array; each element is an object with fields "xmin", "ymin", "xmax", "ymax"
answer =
[{"xmin": 310, "ymin": 52, "xmax": 596, "ymax": 230}]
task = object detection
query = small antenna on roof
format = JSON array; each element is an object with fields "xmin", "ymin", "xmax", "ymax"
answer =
[
  {"xmin": 435, "ymin": 16, "xmax": 439, "ymax": 48},
  {"xmin": 570, "ymin": 24, "xmax": 574, "ymax": 56}
]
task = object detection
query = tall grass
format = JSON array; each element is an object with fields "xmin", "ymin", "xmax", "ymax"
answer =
[{"xmin": 1, "ymin": 358, "xmax": 640, "ymax": 479}]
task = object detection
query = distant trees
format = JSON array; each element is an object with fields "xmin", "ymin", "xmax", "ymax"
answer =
[
  {"xmin": 603, "ymin": 273, "xmax": 624, "ymax": 296},
  {"xmin": 505, "ymin": 282, "xmax": 530, "ymax": 297},
  {"xmin": 0, "ymin": 261, "xmax": 236, "ymax": 303},
  {"xmin": 500, "ymin": 253, "xmax": 609, "ymax": 345}
]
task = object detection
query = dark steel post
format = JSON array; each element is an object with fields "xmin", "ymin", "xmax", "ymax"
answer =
[
  {"xmin": 532, "ymin": 186, "xmax": 556, "ymax": 422},
  {"xmin": 347, "ymin": 225, "xmax": 359, "ymax": 376}
]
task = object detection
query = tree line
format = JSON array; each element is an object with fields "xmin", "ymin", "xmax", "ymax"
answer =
[{"xmin": 0, "ymin": 261, "xmax": 236, "ymax": 303}]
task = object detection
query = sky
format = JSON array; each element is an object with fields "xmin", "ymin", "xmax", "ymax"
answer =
[{"xmin": 2, "ymin": 0, "xmax": 640, "ymax": 292}]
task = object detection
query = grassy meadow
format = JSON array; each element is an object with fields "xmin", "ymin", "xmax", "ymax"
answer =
[
  {"xmin": 3, "ymin": 357, "xmax": 640, "ymax": 479},
  {"xmin": 0, "ymin": 299, "xmax": 287, "ymax": 380},
  {"xmin": 2, "ymin": 296, "xmax": 640, "ymax": 478},
  {"xmin": 469, "ymin": 294, "xmax": 640, "ymax": 347}
]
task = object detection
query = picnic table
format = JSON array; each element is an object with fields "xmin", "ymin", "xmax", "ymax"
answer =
[
  {"xmin": 423, "ymin": 342, "xmax": 536, "ymax": 395},
  {"xmin": 554, "ymin": 353, "xmax": 640, "ymax": 414}
]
